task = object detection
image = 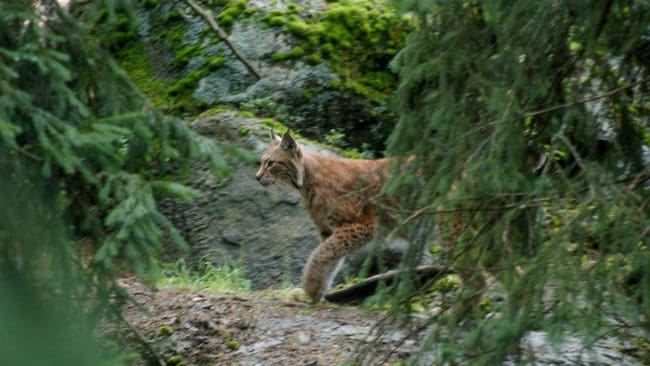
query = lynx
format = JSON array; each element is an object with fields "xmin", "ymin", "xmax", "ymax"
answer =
[{"xmin": 256, "ymin": 130, "xmax": 392, "ymax": 302}]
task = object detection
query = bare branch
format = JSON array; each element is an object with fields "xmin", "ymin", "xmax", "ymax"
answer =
[
  {"xmin": 523, "ymin": 78, "xmax": 648, "ymax": 119},
  {"xmin": 182, "ymin": 0, "xmax": 262, "ymax": 80},
  {"xmin": 324, "ymin": 265, "xmax": 450, "ymax": 303}
]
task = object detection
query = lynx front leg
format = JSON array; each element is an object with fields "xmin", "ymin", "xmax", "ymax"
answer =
[{"xmin": 302, "ymin": 221, "xmax": 374, "ymax": 302}]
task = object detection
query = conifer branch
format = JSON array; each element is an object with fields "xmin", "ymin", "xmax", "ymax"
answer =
[
  {"xmin": 522, "ymin": 78, "xmax": 648, "ymax": 119},
  {"xmin": 181, "ymin": 0, "xmax": 262, "ymax": 80},
  {"xmin": 397, "ymin": 170, "xmax": 650, "ymax": 222}
]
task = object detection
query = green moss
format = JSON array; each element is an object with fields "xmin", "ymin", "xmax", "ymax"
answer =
[
  {"xmin": 217, "ymin": 13, "xmax": 235, "ymax": 27},
  {"xmin": 307, "ymin": 53, "xmax": 322, "ymax": 64},
  {"xmin": 480, "ymin": 298, "xmax": 492, "ymax": 316},
  {"xmin": 205, "ymin": 56, "xmax": 225, "ymax": 70},
  {"xmin": 271, "ymin": 46, "xmax": 306, "ymax": 61},
  {"xmin": 116, "ymin": 14, "xmax": 222, "ymax": 117},
  {"xmin": 222, "ymin": 331, "xmax": 241, "ymax": 351},
  {"xmin": 237, "ymin": 110, "xmax": 255, "ymax": 118},
  {"xmin": 286, "ymin": 20, "xmax": 311, "ymax": 38},
  {"xmin": 320, "ymin": 42, "xmax": 334, "ymax": 54},
  {"xmin": 198, "ymin": 105, "xmax": 235, "ymax": 118},
  {"xmin": 157, "ymin": 326, "xmax": 173, "ymax": 337},
  {"xmin": 161, "ymin": 23, "xmax": 186, "ymax": 50},
  {"xmin": 226, "ymin": 340, "xmax": 240, "ymax": 350},
  {"xmin": 169, "ymin": 71, "xmax": 202, "ymax": 96},
  {"xmin": 432, "ymin": 275, "xmax": 461, "ymax": 293},
  {"xmin": 167, "ymin": 355, "xmax": 183, "ymax": 365},
  {"xmin": 360, "ymin": 71, "xmax": 396, "ymax": 93},
  {"xmin": 217, "ymin": 0, "xmax": 248, "ymax": 29},
  {"xmin": 261, "ymin": 118, "xmax": 276, "ymax": 128},
  {"xmin": 173, "ymin": 44, "xmax": 202, "ymax": 69},
  {"xmin": 331, "ymin": 80, "xmax": 385, "ymax": 102},
  {"xmin": 116, "ymin": 41, "xmax": 171, "ymax": 106},
  {"xmin": 237, "ymin": 126, "xmax": 252, "ymax": 136},
  {"xmin": 260, "ymin": 119, "xmax": 307, "ymax": 141},
  {"xmin": 264, "ymin": 15, "xmax": 286, "ymax": 27},
  {"xmin": 341, "ymin": 149, "xmax": 363, "ymax": 159},
  {"xmin": 261, "ymin": 0, "xmax": 408, "ymax": 98}
]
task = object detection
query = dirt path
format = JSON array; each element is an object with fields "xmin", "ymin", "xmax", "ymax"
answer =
[{"xmin": 118, "ymin": 278, "xmax": 418, "ymax": 365}]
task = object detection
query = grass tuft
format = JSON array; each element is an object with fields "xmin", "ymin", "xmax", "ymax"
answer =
[{"xmin": 157, "ymin": 258, "xmax": 251, "ymax": 293}]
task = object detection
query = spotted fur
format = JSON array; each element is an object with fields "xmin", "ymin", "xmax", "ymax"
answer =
[{"xmin": 256, "ymin": 131, "xmax": 390, "ymax": 302}]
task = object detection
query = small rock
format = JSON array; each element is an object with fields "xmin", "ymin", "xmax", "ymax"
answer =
[
  {"xmin": 297, "ymin": 332, "xmax": 311, "ymax": 345},
  {"xmin": 248, "ymin": 338, "xmax": 283, "ymax": 353},
  {"xmin": 222, "ymin": 227, "xmax": 244, "ymax": 245}
]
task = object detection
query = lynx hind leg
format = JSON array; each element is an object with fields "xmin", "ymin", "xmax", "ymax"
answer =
[
  {"xmin": 324, "ymin": 258, "xmax": 345, "ymax": 296},
  {"xmin": 303, "ymin": 223, "xmax": 374, "ymax": 302}
]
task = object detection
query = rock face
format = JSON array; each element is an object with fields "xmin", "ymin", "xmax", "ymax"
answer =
[
  {"xmin": 159, "ymin": 111, "xmax": 339, "ymax": 289},
  {"xmin": 133, "ymin": 1, "xmax": 393, "ymax": 150}
]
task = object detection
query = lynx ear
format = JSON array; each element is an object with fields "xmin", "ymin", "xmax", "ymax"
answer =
[
  {"xmin": 280, "ymin": 131, "xmax": 298, "ymax": 153},
  {"xmin": 270, "ymin": 128, "xmax": 281, "ymax": 143}
]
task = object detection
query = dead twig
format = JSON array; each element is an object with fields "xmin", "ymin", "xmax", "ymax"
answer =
[
  {"xmin": 324, "ymin": 264, "xmax": 450, "ymax": 303},
  {"xmin": 182, "ymin": 0, "xmax": 262, "ymax": 80},
  {"xmin": 522, "ymin": 78, "xmax": 648, "ymax": 119}
]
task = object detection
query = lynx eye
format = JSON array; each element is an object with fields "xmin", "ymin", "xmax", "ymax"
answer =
[{"xmin": 266, "ymin": 160, "xmax": 276, "ymax": 169}]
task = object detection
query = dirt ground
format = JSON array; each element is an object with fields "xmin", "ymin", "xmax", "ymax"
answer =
[{"xmin": 117, "ymin": 278, "xmax": 420, "ymax": 366}]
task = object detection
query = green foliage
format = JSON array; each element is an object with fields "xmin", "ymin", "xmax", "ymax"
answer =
[
  {"xmin": 157, "ymin": 258, "xmax": 251, "ymax": 293},
  {"xmin": 0, "ymin": 1, "xmax": 228, "ymax": 359},
  {"xmin": 89, "ymin": 8, "xmax": 138, "ymax": 51},
  {"xmin": 386, "ymin": 0, "xmax": 650, "ymax": 364},
  {"xmin": 142, "ymin": 0, "xmax": 158, "ymax": 9},
  {"xmin": 0, "ymin": 157, "xmax": 125, "ymax": 366}
]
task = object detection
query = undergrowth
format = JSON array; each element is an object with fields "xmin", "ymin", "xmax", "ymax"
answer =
[{"xmin": 156, "ymin": 258, "xmax": 251, "ymax": 293}]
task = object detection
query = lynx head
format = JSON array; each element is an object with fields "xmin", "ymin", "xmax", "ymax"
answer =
[{"xmin": 256, "ymin": 130, "xmax": 304, "ymax": 190}]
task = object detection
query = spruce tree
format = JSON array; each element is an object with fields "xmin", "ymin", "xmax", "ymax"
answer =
[
  {"xmin": 386, "ymin": 1, "xmax": 650, "ymax": 364},
  {"xmin": 0, "ymin": 0, "xmax": 227, "ymax": 355}
]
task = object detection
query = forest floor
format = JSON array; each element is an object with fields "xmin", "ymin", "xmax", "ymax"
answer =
[{"xmin": 116, "ymin": 278, "xmax": 421, "ymax": 366}]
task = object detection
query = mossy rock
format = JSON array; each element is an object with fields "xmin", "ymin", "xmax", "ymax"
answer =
[{"xmin": 261, "ymin": 0, "xmax": 409, "ymax": 102}]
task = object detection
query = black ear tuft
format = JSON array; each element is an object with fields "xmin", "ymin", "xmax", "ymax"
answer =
[{"xmin": 270, "ymin": 128, "xmax": 281, "ymax": 143}]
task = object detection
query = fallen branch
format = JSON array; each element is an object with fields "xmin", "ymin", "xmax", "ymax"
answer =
[
  {"xmin": 182, "ymin": 0, "xmax": 262, "ymax": 80},
  {"xmin": 325, "ymin": 264, "xmax": 450, "ymax": 304},
  {"xmin": 119, "ymin": 312, "xmax": 168, "ymax": 366}
]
